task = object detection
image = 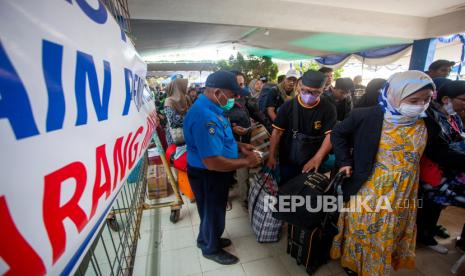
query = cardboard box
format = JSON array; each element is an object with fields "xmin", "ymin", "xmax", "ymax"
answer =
[
  {"xmin": 148, "ymin": 147, "xmax": 163, "ymax": 165},
  {"xmin": 147, "ymin": 164, "xmax": 170, "ymax": 199}
]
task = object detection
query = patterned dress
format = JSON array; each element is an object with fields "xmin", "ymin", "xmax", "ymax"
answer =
[
  {"xmin": 330, "ymin": 120, "xmax": 427, "ymax": 276},
  {"xmin": 164, "ymin": 106, "xmax": 186, "ymax": 145}
]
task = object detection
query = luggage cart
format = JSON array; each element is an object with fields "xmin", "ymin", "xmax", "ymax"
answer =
[{"xmin": 143, "ymin": 128, "xmax": 184, "ymax": 223}]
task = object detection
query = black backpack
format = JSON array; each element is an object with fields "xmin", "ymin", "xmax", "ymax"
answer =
[
  {"xmin": 272, "ymin": 172, "xmax": 345, "ymax": 229},
  {"xmin": 258, "ymin": 84, "xmax": 278, "ymax": 113}
]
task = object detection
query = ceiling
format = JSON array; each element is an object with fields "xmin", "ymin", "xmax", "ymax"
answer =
[
  {"xmin": 128, "ymin": 0, "xmax": 465, "ymax": 62},
  {"xmin": 279, "ymin": 0, "xmax": 465, "ymax": 17}
]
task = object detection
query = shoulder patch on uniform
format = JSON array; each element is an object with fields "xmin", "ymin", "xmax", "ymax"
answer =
[{"xmin": 208, "ymin": 127, "xmax": 216, "ymax": 135}]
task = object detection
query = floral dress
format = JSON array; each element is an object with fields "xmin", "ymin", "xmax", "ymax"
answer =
[
  {"xmin": 164, "ymin": 106, "xmax": 185, "ymax": 145},
  {"xmin": 330, "ymin": 120, "xmax": 427, "ymax": 276}
]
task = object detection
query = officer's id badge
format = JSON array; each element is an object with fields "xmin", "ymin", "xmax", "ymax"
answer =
[
  {"xmin": 206, "ymin": 121, "xmax": 217, "ymax": 135},
  {"xmin": 314, "ymin": 121, "xmax": 322, "ymax": 130}
]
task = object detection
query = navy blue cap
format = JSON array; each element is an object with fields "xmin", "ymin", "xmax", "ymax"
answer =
[
  {"xmin": 302, "ymin": 70, "xmax": 327, "ymax": 89},
  {"xmin": 205, "ymin": 70, "xmax": 250, "ymax": 96}
]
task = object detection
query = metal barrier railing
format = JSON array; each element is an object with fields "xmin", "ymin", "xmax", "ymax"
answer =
[
  {"xmin": 74, "ymin": 127, "xmax": 185, "ymax": 275},
  {"xmin": 75, "ymin": 153, "xmax": 148, "ymax": 276}
]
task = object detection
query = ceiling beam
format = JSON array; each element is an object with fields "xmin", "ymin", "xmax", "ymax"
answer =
[
  {"xmin": 426, "ymin": 9, "xmax": 465, "ymax": 38},
  {"xmin": 129, "ymin": 0, "xmax": 433, "ymax": 39}
]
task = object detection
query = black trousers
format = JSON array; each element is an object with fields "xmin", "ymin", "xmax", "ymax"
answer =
[
  {"xmin": 187, "ymin": 166, "xmax": 234, "ymax": 254},
  {"xmin": 416, "ymin": 198, "xmax": 443, "ymax": 245}
]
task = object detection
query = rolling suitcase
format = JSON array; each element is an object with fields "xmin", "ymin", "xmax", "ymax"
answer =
[{"xmin": 285, "ymin": 172, "xmax": 346, "ymax": 275}]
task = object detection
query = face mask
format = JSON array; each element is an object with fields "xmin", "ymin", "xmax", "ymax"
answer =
[
  {"xmin": 215, "ymin": 91, "xmax": 235, "ymax": 111},
  {"xmin": 398, "ymin": 103, "xmax": 429, "ymax": 118},
  {"xmin": 444, "ymin": 101, "xmax": 457, "ymax": 115},
  {"xmin": 300, "ymin": 93, "xmax": 319, "ymax": 105}
]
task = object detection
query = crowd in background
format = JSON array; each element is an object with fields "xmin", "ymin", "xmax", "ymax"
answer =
[{"xmin": 147, "ymin": 59, "xmax": 465, "ymax": 275}]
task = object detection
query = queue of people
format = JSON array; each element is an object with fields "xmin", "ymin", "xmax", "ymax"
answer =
[{"xmin": 150, "ymin": 59, "xmax": 464, "ymax": 275}]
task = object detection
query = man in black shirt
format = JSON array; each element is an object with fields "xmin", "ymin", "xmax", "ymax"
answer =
[
  {"xmin": 322, "ymin": 77, "xmax": 354, "ymax": 121},
  {"xmin": 266, "ymin": 70, "xmax": 337, "ymax": 186},
  {"xmin": 265, "ymin": 69, "xmax": 299, "ymax": 122}
]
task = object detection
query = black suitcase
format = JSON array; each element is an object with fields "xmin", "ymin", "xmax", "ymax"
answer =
[
  {"xmin": 285, "ymin": 172, "xmax": 346, "ymax": 275},
  {"xmin": 286, "ymin": 219, "xmax": 338, "ymax": 275}
]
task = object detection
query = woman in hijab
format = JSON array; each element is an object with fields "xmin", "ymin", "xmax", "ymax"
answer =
[
  {"xmin": 248, "ymin": 78, "xmax": 263, "ymax": 99},
  {"xmin": 164, "ymin": 78, "xmax": 191, "ymax": 145},
  {"xmin": 330, "ymin": 71, "xmax": 435, "ymax": 275},
  {"xmin": 354, "ymin": 78, "xmax": 387, "ymax": 108}
]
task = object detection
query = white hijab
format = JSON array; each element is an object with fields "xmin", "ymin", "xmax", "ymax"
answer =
[{"xmin": 379, "ymin": 71, "xmax": 435, "ymax": 125}]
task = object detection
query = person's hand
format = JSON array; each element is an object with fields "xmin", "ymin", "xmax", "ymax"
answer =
[
  {"xmin": 339, "ymin": 166, "xmax": 352, "ymax": 177},
  {"xmin": 232, "ymin": 123, "xmax": 250, "ymax": 136},
  {"xmin": 245, "ymin": 151, "xmax": 261, "ymax": 168},
  {"xmin": 238, "ymin": 143, "xmax": 255, "ymax": 155},
  {"xmin": 266, "ymin": 156, "xmax": 277, "ymax": 169},
  {"xmin": 302, "ymin": 155, "xmax": 323, "ymax": 173}
]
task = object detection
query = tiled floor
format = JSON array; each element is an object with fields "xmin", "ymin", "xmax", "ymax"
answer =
[{"xmin": 133, "ymin": 193, "xmax": 465, "ymax": 276}]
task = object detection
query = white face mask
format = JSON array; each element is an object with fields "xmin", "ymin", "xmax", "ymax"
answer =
[
  {"xmin": 398, "ymin": 103, "xmax": 429, "ymax": 118},
  {"xmin": 444, "ymin": 101, "xmax": 457, "ymax": 115}
]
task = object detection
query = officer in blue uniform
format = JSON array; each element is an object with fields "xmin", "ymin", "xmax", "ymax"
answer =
[{"xmin": 183, "ymin": 70, "xmax": 262, "ymax": 265}]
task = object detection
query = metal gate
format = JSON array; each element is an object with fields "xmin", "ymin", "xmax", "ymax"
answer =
[{"xmin": 75, "ymin": 155, "xmax": 148, "ymax": 276}]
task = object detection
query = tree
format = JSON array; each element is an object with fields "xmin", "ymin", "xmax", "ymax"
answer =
[
  {"xmin": 216, "ymin": 53, "xmax": 278, "ymax": 82},
  {"xmin": 292, "ymin": 60, "xmax": 344, "ymax": 80}
]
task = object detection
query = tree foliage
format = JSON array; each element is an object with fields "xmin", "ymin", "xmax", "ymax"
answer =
[
  {"xmin": 216, "ymin": 53, "xmax": 279, "ymax": 82},
  {"xmin": 292, "ymin": 60, "xmax": 344, "ymax": 80}
]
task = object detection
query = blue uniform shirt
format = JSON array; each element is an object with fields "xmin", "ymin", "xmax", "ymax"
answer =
[{"xmin": 183, "ymin": 94, "xmax": 238, "ymax": 169}]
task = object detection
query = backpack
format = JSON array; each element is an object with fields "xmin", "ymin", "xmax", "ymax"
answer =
[{"xmin": 258, "ymin": 84, "xmax": 278, "ymax": 113}]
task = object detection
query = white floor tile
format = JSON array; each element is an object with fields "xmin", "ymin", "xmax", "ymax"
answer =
[
  {"xmin": 189, "ymin": 203, "xmax": 201, "ymax": 226},
  {"xmin": 242, "ymin": 257, "xmax": 290, "ymax": 276},
  {"xmin": 159, "ymin": 246, "xmax": 202, "ymax": 276},
  {"xmin": 140, "ymin": 213, "xmax": 161, "ymax": 231},
  {"xmin": 133, "ymin": 252, "xmax": 160, "ymax": 275},
  {"xmin": 225, "ymin": 216, "xmax": 254, "ymax": 239},
  {"xmin": 324, "ymin": 260, "xmax": 344, "ymax": 275},
  {"xmin": 226, "ymin": 199, "xmax": 249, "ymax": 220},
  {"xmin": 202, "ymin": 264, "xmax": 246, "ymax": 276},
  {"xmin": 277, "ymin": 253, "xmax": 308, "ymax": 276},
  {"xmin": 160, "ymin": 225, "xmax": 196, "ymax": 251},
  {"xmin": 232, "ymin": 235, "xmax": 274, "ymax": 263},
  {"xmin": 136, "ymin": 228, "xmax": 162, "ymax": 257}
]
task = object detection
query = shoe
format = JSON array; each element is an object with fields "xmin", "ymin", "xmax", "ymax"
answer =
[
  {"xmin": 435, "ymin": 225, "xmax": 450, "ymax": 239},
  {"xmin": 202, "ymin": 249, "xmax": 239, "ymax": 265},
  {"xmin": 428, "ymin": 244, "xmax": 449, "ymax": 254},
  {"xmin": 197, "ymin": 238, "xmax": 232, "ymax": 249}
]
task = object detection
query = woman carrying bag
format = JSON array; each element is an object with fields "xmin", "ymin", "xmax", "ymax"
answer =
[
  {"xmin": 330, "ymin": 71, "xmax": 435, "ymax": 275},
  {"xmin": 164, "ymin": 78, "xmax": 195, "ymax": 201},
  {"xmin": 164, "ymin": 78, "xmax": 191, "ymax": 146}
]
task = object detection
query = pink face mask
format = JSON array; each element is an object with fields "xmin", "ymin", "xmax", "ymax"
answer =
[{"xmin": 300, "ymin": 93, "xmax": 319, "ymax": 105}]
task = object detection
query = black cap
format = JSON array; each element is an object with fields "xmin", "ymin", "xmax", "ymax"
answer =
[
  {"xmin": 429, "ymin": 59, "xmax": 455, "ymax": 71},
  {"xmin": 301, "ymin": 70, "xmax": 327, "ymax": 89},
  {"xmin": 205, "ymin": 70, "xmax": 250, "ymax": 96},
  {"xmin": 259, "ymin": 75, "xmax": 268, "ymax": 82},
  {"xmin": 437, "ymin": 80, "xmax": 465, "ymax": 101},
  {"xmin": 335, "ymin": 78, "xmax": 355, "ymax": 92},
  {"xmin": 432, "ymin": 77, "xmax": 452, "ymax": 92}
]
